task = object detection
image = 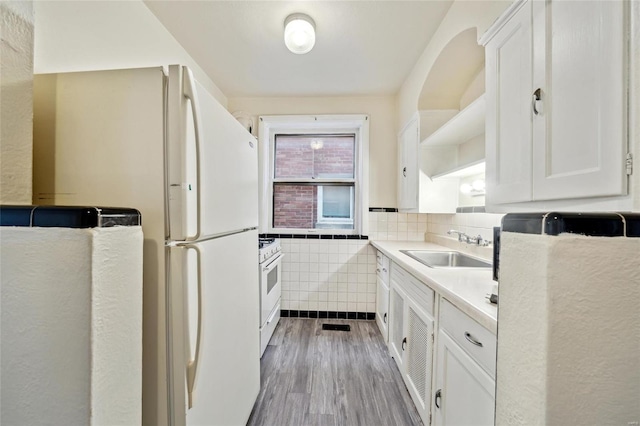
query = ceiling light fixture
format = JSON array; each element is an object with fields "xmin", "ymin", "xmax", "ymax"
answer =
[
  {"xmin": 284, "ymin": 13, "xmax": 316, "ymax": 54},
  {"xmin": 309, "ymin": 139, "xmax": 323, "ymax": 150}
]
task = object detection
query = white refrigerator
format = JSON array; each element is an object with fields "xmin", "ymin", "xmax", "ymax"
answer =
[{"xmin": 33, "ymin": 65, "xmax": 261, "ymax": 426}]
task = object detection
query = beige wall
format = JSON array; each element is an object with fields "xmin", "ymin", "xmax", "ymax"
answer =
[
  {"xmin": 1, "ymin": 1, "xmax": 34, "ymax": 204},
  {"xmin": 397, "ymin": 0, "xmax": 509, "ymax": 128},
  {"xmin": 228, "ymin": 96, "xmax": 398, "ymax": 208},
  {"xmin": 33, "ymin": 0, "xmax": 226, "ymax": 106}
]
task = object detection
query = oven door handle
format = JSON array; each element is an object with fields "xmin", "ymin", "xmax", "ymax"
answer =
[{"xmin": 262, "ymin": 253, "xmax": 284, "ymax": 272}]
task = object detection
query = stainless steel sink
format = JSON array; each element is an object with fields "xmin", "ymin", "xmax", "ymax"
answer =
[{"xmin": 400, "ymin": 250, "xmax": 492, "ymax": 269}]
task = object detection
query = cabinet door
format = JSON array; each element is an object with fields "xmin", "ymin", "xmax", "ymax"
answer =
[
  {"xmin": 532, "ymin": 0, "xmax": 628, "ymax": 200},
  {"xmin": 375, "ymin": 276, "xmax": 390, "ymax": 343},
  {"xmin": 404, "ymin": 300, "xmax": 435, "ymax": 424},
  {"xmin": 398, "ymin": 115, "xmax": 419, "ymax": 211},
  {"xmin": 485, "ymin": 0, "xmax": 534, "ymax": 205},
  {"xmin": 388, "ymin": 283, "xmax": 407, "ymax": 370},
  {"xmin": 434, "ymin": 331, "xmax": 495, "ymax": 426}
]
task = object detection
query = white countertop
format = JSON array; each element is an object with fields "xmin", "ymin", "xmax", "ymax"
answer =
[{"xmin": 370, "ymin": 240, "xmax": 498, "ymax": 334}]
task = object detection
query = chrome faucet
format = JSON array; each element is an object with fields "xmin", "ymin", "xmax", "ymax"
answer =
[
  {"xmin": 448, "ymin": 229, "xmax": 492, "ymax": 247},
  {"xmin": 447, "ymin": 229, "xmax": 468, "ymax": 242}
]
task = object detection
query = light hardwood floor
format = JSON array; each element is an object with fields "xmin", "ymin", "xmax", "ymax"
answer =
[{"xmin": 247, "ymin": 318, "xmax": 423, "ymax": 426}]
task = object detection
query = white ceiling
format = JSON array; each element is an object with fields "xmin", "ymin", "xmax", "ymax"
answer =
[{"xmin": 144, "ymin": 1, "xmax": 454, "ymax": 98}]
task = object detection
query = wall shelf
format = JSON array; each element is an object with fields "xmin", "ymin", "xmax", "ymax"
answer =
[
  {"xmin": 432, "ymin": 160, "xmax": 485, "ymax": 180},
  {"xmin": 421, "ymin": 95, "xmax": 485, "ymax": 147}
]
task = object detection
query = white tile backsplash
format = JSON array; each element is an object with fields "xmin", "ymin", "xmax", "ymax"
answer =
[
  {"xmin": 280, "ymin": 211, "xmax": 503, "ymax": 314},
  {"xmin": 426, "ymin": 212, "xmax": 504, "ymax": 259},
  {"xmin": 368, "ymin": 211, "xmax": 428, "ymax": 241},
  {"xmin": 281, "ymin": 239, "xmax": 377, "ymax": 313}
]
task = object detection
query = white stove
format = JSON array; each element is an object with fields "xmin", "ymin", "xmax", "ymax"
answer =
[
  {"xmin": 258, "ymin": 237, "xmax": 281, "ymax": 263},
  {"xmin": 258, "ymin": 237, "xmax": 282, "ymax": 356}
]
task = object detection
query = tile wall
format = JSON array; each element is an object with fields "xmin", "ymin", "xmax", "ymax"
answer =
[
  {"xmin": 368, "ymin": 212, "xmax": 429, "ymax": 241},
  {"xmin": 426, "ymin": 213, "xmax": 504, "ymax": 259},
  {"xmin": 280, "ymin": 238, "xmax": 377, "ymax": 314},
  {"xmin": 280, "ymin": 211, "xmax": 504, "ymax": 315}
]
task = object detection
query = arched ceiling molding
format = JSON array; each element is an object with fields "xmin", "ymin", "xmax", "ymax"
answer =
[{"xmin": 417, "ymin": 27, "xmax": 484, "ymax": 111}]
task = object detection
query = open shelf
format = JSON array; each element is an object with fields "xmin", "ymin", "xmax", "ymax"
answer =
[
  {"xmin": 421, "ymin": 95, "xmax": 485, "ymax": 147},
  {"xmin": 432, "ymin": 160, "xmax": 485, "ymax": 180}
]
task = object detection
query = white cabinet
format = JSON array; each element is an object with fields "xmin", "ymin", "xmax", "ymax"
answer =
[
  {"xmin": 388, "ymin": 278, "xmax": 407, "ymax": 370},
  {"xmin": 388, "ymin": 264, "xmax": 435, "ymax": 425},
  {"xmin": 434, "ymin": 299, "xmax": 496, "ymax": 426},
  {"xmin": 397, "ymin": 112, "xmax": 462, "ymax": 214},
  {"xmin": 397, "ymin": 115, "xmax": 420, "ymax": 211},
  {"xmin": 434, "ymin": 332, "xmax": 495, "ymax": 426},
  {"xmin": 482, "ymin": 0, "xmax": 629, "ymax": 208},
  {"xmin": 375, "ymin": 251, "xmax": 390, "ymax": 343}
]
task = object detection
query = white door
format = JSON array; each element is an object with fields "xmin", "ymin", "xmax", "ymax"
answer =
[
  {"xmin": 388, "ymin": 283, "xmax": 407, "ymax": 371},
  {"xmin": 531, "ymin": 0, "xmax": 627, "ymax": 200},
  {"xmin": 375, "ymin": 275, "xmax": 390, "ymax": 343},
  {"xmin": 167, "ymin": 66, "xmax": 259, "ymax": 242},
  {"xmin": 169, "ymin": 230, "xmax": 260, "ymax": 426},
  {"xmin": 484, "ymin": 0, "xmax": 534, "ymax": 205},
  {"xmin": 434, "ymin": 331, "xmax": 495, "ymax": 426},
  {"xmin": 404, "ymin": 300, "xmax": 435, "ymax": 425},
  {"xmin": 398, "ymin": 116, "xmax": 419, "ymax": 211}
]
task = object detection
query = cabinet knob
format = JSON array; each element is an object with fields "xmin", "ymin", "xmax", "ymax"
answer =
[
  {"xmin": 402, "ymin": 167, "xmax": 407, "ymax": 177},
  {"xmin": 383, "ymin": 313, "xmax": 387, "ymax": 324},
  {"xmin": 532, "ymin": 88, "xmax": 543, "ymax": 115},
  {"xmin": 402, "ymin": 337, "xmax": 407, "ymax": 351},
  {"xmin": 435, "ymin": 389, "xmax": 442, "ymax": 409}
]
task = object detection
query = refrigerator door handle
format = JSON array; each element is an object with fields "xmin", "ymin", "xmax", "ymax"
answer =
[
  {"xmin": 184, "ymin": 244, "xmax": 203, "ymax": 409},
  {"xmin": 182, "ymin": 67, "xmax": 202, "ymax": 241}
]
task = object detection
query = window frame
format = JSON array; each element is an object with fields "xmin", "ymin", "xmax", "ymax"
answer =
[{"xmin": 258, "ymin": 115, "xmax": 369, "ymax": 235}]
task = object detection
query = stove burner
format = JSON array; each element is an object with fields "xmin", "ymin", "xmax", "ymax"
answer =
[{"xmin": 259, "ymin": 237, "xmax": 276, "ymax": 249}]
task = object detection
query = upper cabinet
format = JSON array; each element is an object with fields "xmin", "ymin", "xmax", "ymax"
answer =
[
  {"xmin": 481, "ymin": 0, "xmax": 630, "ymax": 210},
  {"xmin": 398, "ymin": 28, "xmax": 488, "ymax": 213}
]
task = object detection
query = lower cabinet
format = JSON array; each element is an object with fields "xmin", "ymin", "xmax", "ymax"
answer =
[
  {"xmin": 384, "ymin": 261, "xmax": 497, "ymax": 426},
  {"xmin": 375, "ymin": 251, "xmax": 391, "ymax": 343},
  {"xmin": 434, "ymin": 299, "xmax": 496, "ymax": 426},
  {"xmin": 375, "ymin": 275, "xmax": 390, "ymax": 342},
  {"xmin": 433, "ymin": 331, "xmax": 495, "ymax": 426},
  {"xmin": 388, "ymin": 265, "xmax": 435, "ymax": 425}
]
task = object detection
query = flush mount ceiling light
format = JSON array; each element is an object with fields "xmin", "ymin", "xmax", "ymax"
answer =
[{"xmin": 284, "ymin": 13, "xmax": 316, "ymax": 54}]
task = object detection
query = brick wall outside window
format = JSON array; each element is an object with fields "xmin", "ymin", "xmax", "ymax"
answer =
[{"xmin": 273, "ymin": 185, "xmax": 318, "ymax": 228}]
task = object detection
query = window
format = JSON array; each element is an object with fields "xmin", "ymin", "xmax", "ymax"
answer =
[{"xmin": 259, "ymin": 115, "xmax": 369, "ymax": 235}]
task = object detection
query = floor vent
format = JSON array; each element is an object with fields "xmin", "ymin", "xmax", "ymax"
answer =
[{"xmin": 322, "ymin": 324, "xmax": 351, "ymax": 332}]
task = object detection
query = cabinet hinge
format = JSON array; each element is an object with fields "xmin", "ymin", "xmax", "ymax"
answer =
[
  {"xmin": 429, "ymin": 413, "xmax": 432, "ymax": 425},
  {"xmin": 626, "ymin": 152, "xmax": 633, "ymax": 175}
]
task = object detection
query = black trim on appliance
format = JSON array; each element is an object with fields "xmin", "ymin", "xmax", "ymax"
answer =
[
  {"xmin": 369, "ymin": 207, "xmax": 398, "ymax": 212},
  {"xmin": 500, "ymin": 213, "xmax": 545, "ymax": 235},
  {"xmin": 0, "ymin": 205, "xmax": 141, "ymax": 228},
  {"xmin": 281, "ymin": 310, "xmax": 376, "ymax": 320},
  {"xmin": 492, "ymin": 226, "xmax": 500, "ymax": 282},
  {"xmin": 260, "ymin": 233, "xmax": 369, "ymax": 240},
  {"xmin": 627, "ymin": 214, "xmax": 640, "ymax": 237},
  {"xmin": 501, "ymin": 212, "xmax": 640, "ymax": 237}
]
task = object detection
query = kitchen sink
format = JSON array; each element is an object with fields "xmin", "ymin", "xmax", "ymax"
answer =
[{"xmin": 400, "ymin": 250, "xmax": 492, "ymax": 269}]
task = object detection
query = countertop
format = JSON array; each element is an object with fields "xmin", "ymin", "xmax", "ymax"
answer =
[{"xmin": 370, "ymin": 240, "xmax": 498, "ymax": 334}]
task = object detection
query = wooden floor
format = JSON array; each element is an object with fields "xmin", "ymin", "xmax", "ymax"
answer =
[{"xmin": 247, "ymin": 318, "xmax": 423, "ymax": 426}]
